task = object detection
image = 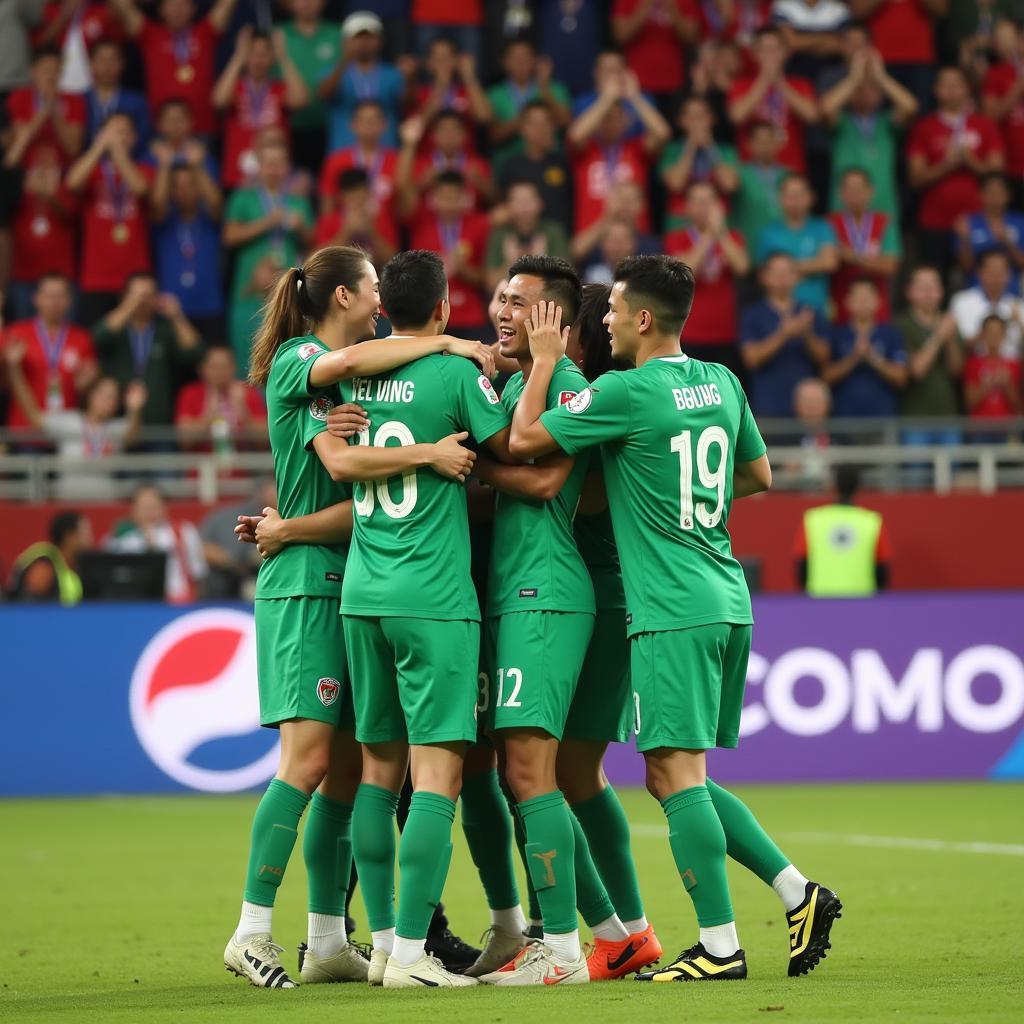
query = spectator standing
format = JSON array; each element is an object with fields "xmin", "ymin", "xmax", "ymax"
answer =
[
  {"xmin": 319, "ymin": 11, "xmax": 408, "ymax": 152},
  {"xmin": 567, "ymin": 67, "xmax": 671, "ymax": 233},
  {"xmin": 963, "ymin": 314, "xmax": 1023, "ymax": 420},
  {"xmin": 756, "ymin": 172, "xmax": 839, "ymax": 312},
  {"xmin": 109, "ymin": 0, "xmax": 240, "ymax": 137},
  {"xmin": 84, "ymin": 39, "xmax": 150, "ymax": 154},
  {"xmin": 982, "ymin": 19, "xmax": 1024, "ymax": 189},
  {"xmin": 772, "ymin": 0, "xmax": 849, "ymax": 87},
  {"xmin": 6, "ymin": 510, "xmax": 90, "ymax": 606},
  {"xmin": 897, "ymin": 265, "xmax": 965, "ymax": 446},
  {"xmin": 849, "ymin": 0, "xmax": 947, "ymax": 111},
  {"xmin": 731, "ymin": 119, "xmax": 785, "ymax": 257},
  {"xmin": 665, "ymin": 181, "xmax": 750, "ymax": 374},
  {"xmin": 279, "ymin": 0, "xmax": 340, "ymax": 173},
  {"xmin": 317, "ymin": 100, "xmax": 399, "ymax": 229},
  {"xmin": 580, "ymin": 220, "xmax": 642, "ymax": 286},
  {"xmin": 828, "ymin": 167, "xmax": 900, "ymax": 325},
  {"xmin": 787, "ymin": 376, "xmax": 832, "ymax": 490},
  {"xmin": 494, "ymin": 100, "xmax": 572, "ymax": 233},
  {"xmin": 93, "ymin": 273, "xmax": 201, "ymax": 430},
  {"xmin": 697, "ymin": 0, "xmax": 772, "ymax": 48},
  {"xmin": 150, "ymin": 151, "xmax": 225, "ymax": 344},
  {"xmin": 223, "ymin": 141, "xmax": 313, "ymax": 369},
  {"xmin": 409, "ymin": 169, "xmax": 490, "ymax": 339},
  {"xmin": 213, "ymin": 28, "xmax": 309, "ymax": 191},
  {"xmin": 660, "ymin": 94, "xmax": 740, "ymax": 231},
  {"xmin": 907, "ymin": 66, "xmax": 1005, "ymax": 268},
  {"xmin": 411, "ymin": 0, "xmax": 484, "ymax": 63},
  {"xmin": 728, "ymin": 26, "xmax": 818, "ymax": 172},
  {"xmin": 950, "ymin": 249, "xmax": 1024, "ymax": 356},
  {"xmin": 486, "ymin": 38, "xmax": 571, "ymax": 161},
  {"xmin": 313, "ymin": 166, "xmax": 398, "ymax": 267},
  {"xmin": 572, "ymin": 52, "xmax": 661, "ymax": 142},
  {"xmin": 570, "ymin": 180, "xmax": 661, "ymax": 267},
  {"xmin": 145, "ymin": 99, "xmax": 219, "ymax": 180},
  {"xmin": 611, "ymin": 0, "xmax": 700, "ymax": 111},
  {"xmin": 955, "ymin": 172, "xmax": 1024, "ymax": 281},
  {"xmin": 5, "ymin": 147, "xmax": 78, "ymax": 321},
  {"xmin": 2, "ymin": 273, "xmax": 96, "ymax": 428},
  {"xmin": 67, "ymin": 112, "xmax": 153, "ymax": 326},
  {"xmin": 0, "ymin": 0, "xmax": 45, "ymax": 96},
  {"xmin": 536, "ymin": 0, "xmax": 604, "ymax": 98},
  {"xmin": 5, "ymin": 46, "xmax": 85, "ymax": 169},
  {"xmin": 32, "ymin": 0, "xmax": 123, "ymax": 50},
  {"xmin": 107, "ymin": 483, "xmax": 208, "ymax": 603},
  {"xmin": 175, "ymin": 346, "xmax": 266, "ymax": 455},
  {"xmin": 689, "ymin": 38, "xmax": 743, "ymax": 142},
  {"xmin": 414, "ymin": 37, "xmax": 491, "ymax": 131},
  {"xmin": 5, "ymin": 345, "xmax": 146, "ymax": 500},
  {"xmin": 823, "ymin": 277, "xmax": 908, "ymax": 417},
  {"xmin": 820, "ymin": 44, "xmax": 919, "ymax": 220},
  {"xmin": 740, "ymin": 251, "xmax": 829, "ymax": 415},
  {"xmin": 485, "ymin": 180, "xmax": 569, "ymax": 291}
]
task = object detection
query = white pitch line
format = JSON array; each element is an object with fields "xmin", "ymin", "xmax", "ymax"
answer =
[{"xmin": 629, "ymin": 823, "xmax": 1024, "ymax": 856}]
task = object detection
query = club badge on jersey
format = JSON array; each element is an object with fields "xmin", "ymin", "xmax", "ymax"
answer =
[
  {"xmin": 558, "ymin": 391, "xmax": 578, "ymax": 406},
  {"xmin": 316, "ymin": 677, "xmax": 340, "ymax": 707},
  {"xmin": 309, "ymin": 397, "xmax": 334, "ymax": 420},
  {"xmin": 478, "ymin": 375, "xmax": 499, "ymax": 404},
  {"xmin": 297, "ymin": 342, "xmax": 322, "ymax": 361},
  {"xmin": 566, "ymin": 388, "xmax": 594, "ymax": 414}
]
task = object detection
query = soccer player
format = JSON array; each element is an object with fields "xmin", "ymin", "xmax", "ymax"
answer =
[
  {"xmin": 223, "ymin": 244, "xmax": 493, "ymax": 989},
  {"xmin": 337, "ymin": 250, "xmax": 519, "ymax": 989},
  {"xmin": 509, "ymin": 255, "xmax": 842, "ymax": 981}
]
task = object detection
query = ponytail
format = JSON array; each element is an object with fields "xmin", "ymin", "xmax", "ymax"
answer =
[{"xmin": 248, "ymin": 245, "xmax": 372, "ymax": 388}]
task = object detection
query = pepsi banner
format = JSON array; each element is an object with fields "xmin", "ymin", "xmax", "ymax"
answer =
[{"xmin": 1, "ymin": 595, "xmax": 1022, "ymax": 796}]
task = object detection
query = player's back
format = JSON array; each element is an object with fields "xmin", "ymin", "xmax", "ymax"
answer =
[
  {"xmin": 600, "ymin": 355, "xmax": 766, "ymax": 635},
  {"xmin": 339, "ymin": 352, "xmax": 510, "ymax": 620}
]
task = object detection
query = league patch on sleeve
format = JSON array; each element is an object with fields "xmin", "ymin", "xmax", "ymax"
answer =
[
  {"xmin": 566, "ymin": 387, "xmax": 594, "ymax": 414},
  {"xmin": 558, "ymin": 390, "xmax": 578, "ymax": 406},
  {"xmin": 309, "ymin": 396, "xmax": 334, "ymax": 420},
  {"xmin": 297, "ymin": 342, "xmax": 322, "ymax": 361},
  {"xmin": 478, "ymin": 374, "xmax": 499, "ymax": 405}
]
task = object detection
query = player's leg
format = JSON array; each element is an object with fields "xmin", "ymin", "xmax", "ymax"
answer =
[
  {"xmin": 709, "ymin": 626, "xmax": 842, "ymax": 976},
  {"xmin": 381, "ymin": 617, "xmax": 481, "ymax": 989},
  {"xmin": 630, "ymin": 626, "xmax": 747, "ymax": 983}
]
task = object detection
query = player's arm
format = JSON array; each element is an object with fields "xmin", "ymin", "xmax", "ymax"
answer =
[
  {"xmin": 108, "ymin": 0, "xmax": 144, "ymax": 36},
  {"xmin": 472, "ymin": 451, "xmax": 575, "ymax": 501},
  {"xmin": 209, "ymin": 0, "xmax": 240, "ymax": 34},
  {"xmin": 733, "ymin": 454, "xmax": 772, "ymax": 498},
  {"xmin": 308, "ymin": 335, "xmax": 495, "ymax": 387},
  {"xmin": 235, "ymin": 503, "xmax": 354, "ymax": 559},
  {"xmin": 311, "ymin": 429, "xmax": 475, "ymax": 484}
]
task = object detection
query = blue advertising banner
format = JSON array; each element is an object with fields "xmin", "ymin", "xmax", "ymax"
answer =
[{"xmin": 1, "ymin": 595, "xmax": 1022, "ymax": 796}]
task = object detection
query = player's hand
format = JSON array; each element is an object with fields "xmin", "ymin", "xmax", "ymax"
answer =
[
  {"xmin": 326, "ymin": 402, "xmax": 369, "ymax": 438},
  {"xmin": 255, "ymin": 506, "xmax": 286, "ymax": 559},
  {"xmin": 430, "ymin": 431, "xmax": 476, "ymax": 483},
  {"xmin": 234, "ymin": 513, "xmax": 263, "ymax": 545},
  {"xmin": 526, "ymin": 300, "xmax": 569, "ymax": 364},
  {"xmin": 443, "ymin": 336, "xmax": 496, "ymax": 378}
]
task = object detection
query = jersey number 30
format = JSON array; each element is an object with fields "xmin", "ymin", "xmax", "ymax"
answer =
[
  {"xmin": 670, "ymin": 426, "xmax": 728, "ymax": 530},
  {"xmin": 353, "ymin": 421, "xmax": 418, "ymax": 519}
]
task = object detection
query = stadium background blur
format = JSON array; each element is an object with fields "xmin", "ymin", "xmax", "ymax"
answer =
[{"xmin": 1, "ymin": 2, "xmax": 1022, "ymax": 1022}]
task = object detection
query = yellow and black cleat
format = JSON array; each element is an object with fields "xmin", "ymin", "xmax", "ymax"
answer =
[
  {"xmin": 787, "ymin": 881, "xmax": 842, "ymax": 977},
  {"xmin": 634, "ymin": 942, "xmax": 747, "ymax": 982}
]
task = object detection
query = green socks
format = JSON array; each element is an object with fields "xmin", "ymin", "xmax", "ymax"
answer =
[
  {"xmin": 303, "ymin": 793, "xmax": 354, "ymax": 916},
  {"xmin": 706, "ymin": 778, "xmax": 791, "ymax": 885},
  {"xmin": 662, "ymin": 785, "xmax": 734, "ymax": 928},
  {"xmin": 461, "ymin": 769, "xmax": 521, "ymax": 911},
  {"xmin": 395, "ymin": 791, "xmax": 457, "ymax": 940},
  {"xmin": 351, "ymin": 783, "xmax": 400, "ymax": 932},
  {"xmin": 243, "ymin": 778, "xmax": 310, "ymax": 907},
  {"xmin": 572, "ymin": 786, "xmax": 646, "ymax": 924},
  {"xmin": 518, "ymin": 790, "xmax": 578, "ymax": 934},
  {"xmin": 512, "ymin": 807, "xmax": 542, "ymax": 922},
  {"xmin": 570, "ymin": 811, "xmax": 616, "ymax": 928}
]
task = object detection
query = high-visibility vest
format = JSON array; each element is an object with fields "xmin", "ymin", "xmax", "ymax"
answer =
[
  {"xmin": 803, "ymin": 504, "xmax": 882, "ymax": 598},
  {"xmin": 10, "ymin": 542, "xmax": 83, "ymax": 606}
]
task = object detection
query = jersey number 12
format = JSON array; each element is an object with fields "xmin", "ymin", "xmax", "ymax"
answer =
[{"xmin": 670, "ymin": 426, "xmax": 728, "ymax": 530}]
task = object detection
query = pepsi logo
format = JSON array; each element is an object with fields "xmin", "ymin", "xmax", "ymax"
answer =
[{"xmin": 129, "ymin": 609, "xmax": 279, "ymax": 792}]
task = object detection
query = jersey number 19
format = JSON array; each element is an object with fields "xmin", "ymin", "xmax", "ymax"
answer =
[{"xmin": 670, "ymin": 426, "xmax": 728, "ymax": 531}]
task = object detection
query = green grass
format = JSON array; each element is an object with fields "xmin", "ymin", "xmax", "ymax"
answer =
[{"xmin": 3, "ymin": 783, "xmax": 1023, "ymax": 1023}]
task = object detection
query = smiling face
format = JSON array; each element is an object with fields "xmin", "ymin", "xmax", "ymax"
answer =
[
  {"xmin": 603, "ymin": 281, "xmax": 642, "ymax": 362},
  {"xmin": 496, "ymin": 273, "xmax": 546, "ymax": 361},
  {"xmin": 340, "ymin": 260, "xmax": 381, "ymax": 341},
  {"xmin": 87, "ymin": 377, "xmax": 121, "ymax": 421}
]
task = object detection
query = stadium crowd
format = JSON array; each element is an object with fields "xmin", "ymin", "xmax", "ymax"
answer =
[{"xmin": 1, "ymin": 0, "xmax": 1024, "ymax": 469}]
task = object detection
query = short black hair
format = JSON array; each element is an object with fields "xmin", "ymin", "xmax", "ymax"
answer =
[
  {"xmin": 338, "ymin": 167, "xmax": 370, "ymax": 192},
  {"xmin": 835, "ymin": 464, "xmax": 861, "ymax": 502},
  {"xmin": 351, "ymin": 99, "xmax": 386, "ymax": 118},
  {"xmin": 840, "ymin": 166, "xmax": 874, "ymax": 187},
  {"xmin": 981, "ymin": 313, "xmax": 1007, "ymax": 331},
  {"xmin": 980, "ymin": 171, "xmax": 1010, "ymax": 191},
  {"xmin": 576, "ymin": 284, "xmax": 622, "ymax": 382},
  {"xmin": 432, "ymin": 109, "xmax": 464, "ymax": 131},
  {"xmin": 157, "ymin": 97, "xmax": 191, "ymax": 118},
  {"xmin": 614, "ymin": 255, "xmax": 695, "ymax": 336},
  {"xmin": 50, "ymin": 511, "xmax": 84, "ymax": 546},
  {"xmin": 91, "ymin": 37, "xmax": 123, "ymax": 58},
  {"xmin": 978, "ymin": 247, "xmax": 1011, "ymax": 270},
  {"xmin": 433, "ymin": 168, "xmax": 466, "ymax": 190},
  {"xmin": 505, "ymin": 177, "xmax": 541, "ymax": 197},
  {"xmin": 380, "ymin": 250, "xmax": 448, "ymax": 329},
  {"xmin": 507, "ymin": 255, "xmax": 582, "ymax": 322},
  {"xmin": 521, "ymin": 98, "xmax": 552, "ymax": 119},
  {"xmin": 32, "ymin": 45, "xmax": 62, "ymax": 64}
]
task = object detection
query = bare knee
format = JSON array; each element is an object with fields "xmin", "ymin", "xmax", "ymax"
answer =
[
  {"xmin": 556, "ymin": 740, "xmax": 607, "ymax": 804},
  {"xmin": 644, "ymin": 748, "xmax": 707, "ymax": 803},
  {"xmin": 411, "ymin": 742, "xmax": 465, "ymax": 801},
  {"xmin": 361, "ymin": 741, "xmax": 409, "ymax": 793},
  {"xmin": 319, "ymin": 732, "xmax": 363, "ymax": 802},
  {"xmin": 279, "ymin": 745, "xmax": 331, "ymax": 794},
  {"xmin": 502, "ymin": 733, "xmax": 558, "ymax": 803}
]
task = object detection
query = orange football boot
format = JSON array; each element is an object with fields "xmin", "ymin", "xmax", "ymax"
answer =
[{"xmin": 587, "ymin": 925, "xmax": 663, "ymax": 980}]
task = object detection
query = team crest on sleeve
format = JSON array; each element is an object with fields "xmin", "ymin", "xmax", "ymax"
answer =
[
  {"xmin": 478, "ymin": 374, "xmax": 499, "ymax": 405},
  {"xmin": 297, "ymin": 342, "xmax": 322, "ymax": 361},
  {"xmin": 566, "ymin": 388, "xmax": 594, "ymax": 414},
  {"xmin": 308, "ymin": 396, "xmax": 334, "ymax": 420},
  {"xmin": 316, "ymin": 677, "xmax": 340, "ymax": 707},
  {"xmin": 558, "ymin": 390, "xmax": 578, "ymax": 406}
]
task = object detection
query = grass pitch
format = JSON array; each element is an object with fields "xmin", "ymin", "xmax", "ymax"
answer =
[{"xmin": 3, "ymin": 782, "xmax": 1022, "ymax": 1023}]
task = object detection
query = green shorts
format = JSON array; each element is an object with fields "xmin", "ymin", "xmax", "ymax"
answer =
[
  {"xmin": 630, "ymin": 623, "xmax": 751, "ymax": 752},
  {"xmin": 343, "ymin": 615, "xmax": 480, "ymax": 746},
  {"xmin": 482, "ymin": 610, "xmax": 594, "ymax": 740},
  {"xmin": 564, "ymin": 606, "xmax": 632, "ymax": 743},
  {"xmin": 255, "ymin": 596, "xmax": 354, "ymax": 730}
]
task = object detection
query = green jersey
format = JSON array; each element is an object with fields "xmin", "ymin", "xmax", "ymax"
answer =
[
  {"xmin": 256, "ymin": 335, "xmax": 350, "ymax": 599},
  {"xmin": 339, "ymin": 353, "xmax": 511, "ymax": 620},
  {"xmin": 541, "ymin": 355, "xmax": 766, "ymax": 637},
  {"xmin": 486, "ymin": 357, "xmax": 594, "ymax": 616},
  {"xmin": 573, "ymin": 504, "xmax": 625, "ymax": 611},
  {"xmin": 280, "ymin": 20, "xmax": 340, "ymax": 130}
]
